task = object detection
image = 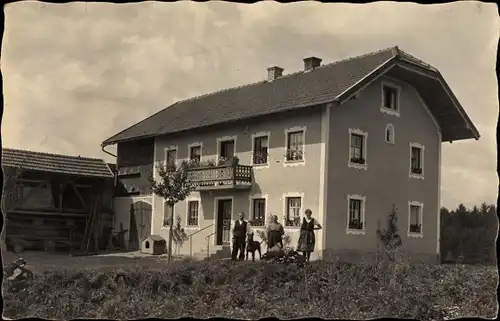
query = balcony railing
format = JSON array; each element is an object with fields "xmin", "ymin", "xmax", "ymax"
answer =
[{"xmin": 187, "ymin": 164, "xmax": 253, "ymax": 191}]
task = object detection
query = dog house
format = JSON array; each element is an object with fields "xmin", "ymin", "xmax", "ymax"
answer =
[{"xmin": 140, "ymin": 235, "xmax": 166, "ymax": 255}]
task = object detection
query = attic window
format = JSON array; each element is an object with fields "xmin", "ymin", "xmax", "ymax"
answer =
[{"xmin": 381, "ymin": 82, "xmax": 400, "ymax": 117}]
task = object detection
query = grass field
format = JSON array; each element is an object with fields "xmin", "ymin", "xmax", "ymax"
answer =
[{"xmin": 3, "ymin": 256, "xmax": 498, "ymax": 320}]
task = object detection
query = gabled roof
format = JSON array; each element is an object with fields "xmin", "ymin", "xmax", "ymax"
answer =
[
  {"xmin": 1, "ymin": 148, "xmax": 114, "ymax": 178},
  {"xmin": 102, "ymin": 46, "xmax": 479, "ymax": 145}
]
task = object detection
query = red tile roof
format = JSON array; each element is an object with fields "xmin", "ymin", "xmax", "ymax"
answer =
[
  {"xmin": 102, "ymin": 46, "xmax": 478, "ymax": 145},
  {"xmin": 1, "ymin": 148, "xmax": 114, "ymax": 178}
]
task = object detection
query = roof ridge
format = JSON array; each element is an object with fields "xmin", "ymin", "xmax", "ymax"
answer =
[
  {"xmin": 397, "ymin": 49, "xmax": 437, "ymax": 70},
  {"xmin": 2, "ymin": 147, "xmax": 106, "ymax": 162},
  {"xmin": 310, "ymin": 45, "xmax": 397, "ymax": 71},
  {"xmin": 175, "ymin": 46, "xmax": 397, "ymax": 105},
  {"xmin": 178, "ymin": 80, "xmax": 267, "ymax": 104}
]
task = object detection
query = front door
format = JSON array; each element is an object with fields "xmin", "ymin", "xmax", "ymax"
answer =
[{"xmin": 216, "ymin": 199, "xmax": 232, "ymax": 245}]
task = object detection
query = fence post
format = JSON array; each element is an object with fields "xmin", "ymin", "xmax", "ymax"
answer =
[{"xmin": 207, "ymin": 236, "xmax": 210, "ymax": 259}]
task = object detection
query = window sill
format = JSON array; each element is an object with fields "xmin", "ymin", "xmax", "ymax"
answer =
[
  {"xmin": 380, "ymin": 106, "xmax": 400, "ymax": 117},
  {"xmin": 284, "ymin": 226, "xmax": 301, "ymax": 230},
  {"xmin": 185, "ymin": 226, "xmax": 200, "ymax": 229},
  {"xmin": 409, "ymin": 173, "xmax": 424, "ymax": 180},
  {"xmin": 408, "ymin": 232, "xmax": 423, "ymax": 238},
  {"xmin": 284, "ymin": 160, "xmax": 305, "ymax": 167},
  {"xmin": 252, "ymin": 163, "xmax": 270, "ymax": 169},
  {"xmin": 346, "ymin": 229, "xmax": 366, "ymax": 235},
  {"xmin": 348, "ymin": 162, "xmax": 368, "ymax": 170}
]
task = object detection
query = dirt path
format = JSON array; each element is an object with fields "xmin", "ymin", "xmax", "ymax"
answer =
[{"xmin": 2, "ymin": 249, "xmax": 169, "ymax": 273}]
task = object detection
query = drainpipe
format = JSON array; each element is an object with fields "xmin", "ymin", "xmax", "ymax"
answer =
[
  {"xmin": 101, "ymin": 144, "xmax": 117, "ymax": 158},
  {"xmin": 102, "ymin": 143, "xmax": 119, "ymax": 246},
  {"xmin": 101, "ymin": 143, "xmax": 118, "ymax": 189}
]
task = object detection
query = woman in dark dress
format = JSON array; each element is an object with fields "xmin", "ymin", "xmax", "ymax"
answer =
[
  {"xmin": 297, "ymin": 209, "xmax": 322, "ymax": 263},
  {"xmin": 267, "ymin": 215, "xmax": 285, "ymax": 250}
]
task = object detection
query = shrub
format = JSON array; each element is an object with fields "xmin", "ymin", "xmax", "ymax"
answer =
[{"xmin": 376, "ymin": 204, "xmax": 403, "ymax": 261}]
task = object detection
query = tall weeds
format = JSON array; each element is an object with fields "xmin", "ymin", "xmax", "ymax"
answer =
[{"xmin": 3, "ymin": 258, "xmax": 497, "ymax": 320}]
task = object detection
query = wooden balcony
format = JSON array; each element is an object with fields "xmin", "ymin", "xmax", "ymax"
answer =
[{"xmin": 187, "ymin": 164, "xmax": 253, "ymax": 191}]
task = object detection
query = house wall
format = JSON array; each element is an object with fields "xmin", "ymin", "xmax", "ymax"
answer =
[
  {"xmin": 324, "ymin": 76, "xmax": 440, "ymax": 263},
  {"xmin": 116, "ymin": 138, "xmax": 154, "ymax": 196},
  {"xmin": 150, "ymin": 107, "xmax": 325, "ymax": 256}
]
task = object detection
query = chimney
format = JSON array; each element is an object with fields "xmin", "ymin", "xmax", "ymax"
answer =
[
  {"xmin": 267, "ymin": 66, "xmax": 284, "ymax": 81},
  {"xmin": 303, "ymin": 57, "xmax": 322, "ymax": 71}
]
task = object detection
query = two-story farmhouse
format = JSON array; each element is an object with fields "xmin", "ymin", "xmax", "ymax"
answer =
[{"xmin": 102, "ymin": 46, "xmax": 479, "ymax": 263}]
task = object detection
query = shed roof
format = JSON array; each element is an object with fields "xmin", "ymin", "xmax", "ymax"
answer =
[
  {"xmin": 1, "ymin": 148, "xmax": 114, "ymax": 178},
  {"xmin": 102, "ymin": 46, "xmax": 479, "ymax": 145}
]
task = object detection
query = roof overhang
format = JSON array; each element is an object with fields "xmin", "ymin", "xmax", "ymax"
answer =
[{"xmin": 335, "ymin": 56, "xmax": 480, "ymax": 142}]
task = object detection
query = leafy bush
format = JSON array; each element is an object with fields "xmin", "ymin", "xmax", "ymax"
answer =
[{"xmin": 3, "ymin": 259, "xmax": 497, "ymax": 320}]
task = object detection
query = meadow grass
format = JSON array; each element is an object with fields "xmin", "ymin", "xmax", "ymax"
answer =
[{"xmin": 3, "ymin": 256, "xmax": 498, "ymax": 320}]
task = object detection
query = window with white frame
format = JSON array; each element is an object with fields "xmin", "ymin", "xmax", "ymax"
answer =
[
  {"xmin": 347, "ymin": 197, "xmax": 364, "ymax": 231},
  {"xmin": 163, "ymin": 203, "xmax": 175, "ymax": 226},
  {"xmin": 251, "ymin": 198, "xmax": 266, "ymax": 226},
  {"xmin": 253, "ymin": 135, "xmax": 269, "ymax": 165},
  {"xmin": 349, "ymin": 131, "xmax": 367, "ymax": 165},
  {"xmin": 410, "ymin": 145, "xmax": 424, "ymax": 175},
  {"xmin": 382, "ymin": 84, "xmax": 399, "ymax": 111},
  {"xmin": 285, "ymin": 197, "xmax": 302, "ymax": 227},
  {"xmin": 385, "ymin": 124, "xmax": 395, "ymax": 144},
  {"xmin": 189, "ymin": 145, "xmax": 202, "ymax": 162},
  {"xmin": 286, "ymin": 130, "xmax": 304, "ymax": 161},
  {"xmin": 187, "ymin": 201, "xmax": 199, "ymax": 226},
  {"xmin": 166, "ymin": 148, "xmax": 177, "ymax": 167},
  {"xmin": 409, "ymin": 203, "xmax": 423, "ymax": 234}
]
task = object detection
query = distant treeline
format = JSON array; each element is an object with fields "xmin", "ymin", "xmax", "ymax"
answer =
[{"xmin": 440, "ymin": 203, "xmax": 498, "ymax": 265}]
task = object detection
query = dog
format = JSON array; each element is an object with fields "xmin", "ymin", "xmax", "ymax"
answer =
[{"xmin": 245, "ymin": 233, "xmax": 262, "ymax": 261}]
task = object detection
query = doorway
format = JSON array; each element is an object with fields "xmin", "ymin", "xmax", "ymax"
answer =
[
  {"xmin": 216, "ymin": 198, "xmax": 233, "ymax": 245},
  {"xmin": 128, "ymin": 200, "xmax": 152, "ymax": 250}
]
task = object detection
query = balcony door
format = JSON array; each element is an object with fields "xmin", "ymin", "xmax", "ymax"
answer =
[
  {"xmin": 219, "ymin": 140, "xmax": 235, "ymax": 159},
  {"xmin": 216, "ymin": 198, "xmax": 233, "ymax": 245}
]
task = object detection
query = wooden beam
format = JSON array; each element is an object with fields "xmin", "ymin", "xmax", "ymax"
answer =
[
  {"xmin": 74, "ymin": 184, "xmax": 93, "ymax": 188},
  {"xmin": 68, "ymin": 181, "xmax": 88, "ymax": 211}
]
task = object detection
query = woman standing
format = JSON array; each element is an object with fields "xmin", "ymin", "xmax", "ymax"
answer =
[
  {"xmin": 267, "ymin": 215, "xmax": 285, "ymax": 250},
  {"xmin": 297, "ymin": 209, "xmax": 322, "ymax": 263}
]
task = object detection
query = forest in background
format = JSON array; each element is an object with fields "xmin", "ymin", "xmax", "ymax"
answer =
[{"xmin": 440, "ymin": 202, "xmax": 498, "ymax": 265}]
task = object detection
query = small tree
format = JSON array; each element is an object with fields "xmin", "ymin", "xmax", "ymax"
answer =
[
  {"xmin": 149, "ymin": 161, "xmax": 197, "ymax": 263},
  {"xmin": 376, "ymin": 204, "xmax": 403, "ymax": 261}
]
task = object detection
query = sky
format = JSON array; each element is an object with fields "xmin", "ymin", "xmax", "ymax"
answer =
[{"xmin": 1, "ymin": 1, "xmax": 498, "ymax": 209}]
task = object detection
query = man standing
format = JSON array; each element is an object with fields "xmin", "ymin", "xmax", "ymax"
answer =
[{"xmin": 231, "ymin": 212, "xmax": 252, "ymax": 261}]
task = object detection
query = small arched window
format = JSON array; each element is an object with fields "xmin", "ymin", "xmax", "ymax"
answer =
[{"xmin": 385, "ymin": 124, "xmax": 395, "ymax": 144}]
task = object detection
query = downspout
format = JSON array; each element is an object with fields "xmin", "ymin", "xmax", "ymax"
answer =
[
  {"xmin": 102, "ymin": 143, "xmax": 118, "ymax": 244},
  {"xmin": 101, "ymin": 144, "xmax": 118, "ymax": 187}
]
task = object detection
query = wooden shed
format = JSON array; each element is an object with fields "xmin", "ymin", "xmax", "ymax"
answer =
[
  {"xmin": 1, "ymin": 148, "xmax": 115, "ymax": 254},
  {"xmin": 141, "ymin": 235, "xmax": 166, "ymax": 255}
]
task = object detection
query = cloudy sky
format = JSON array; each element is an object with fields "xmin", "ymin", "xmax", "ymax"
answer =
[{"xmin": 2, "ymin": 1, "xmax": 498, "ymax": 209}]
